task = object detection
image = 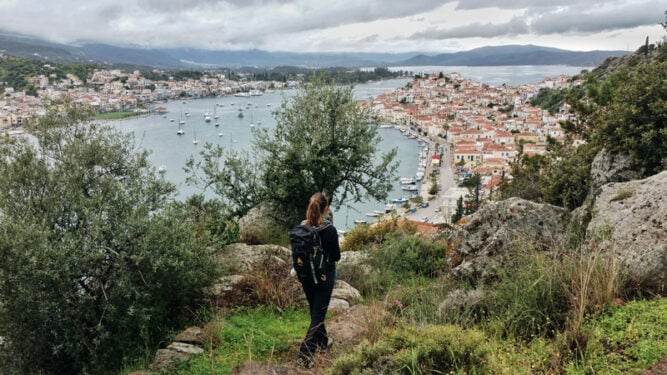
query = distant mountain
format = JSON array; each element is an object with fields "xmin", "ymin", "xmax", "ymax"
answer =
[
  {"xmin": 400, "ymin": 45, "xmax": 629, "ymax": 67},
  {"xmin": 0, "ymin": 32, "xmax": 630, "ymax": 69}
]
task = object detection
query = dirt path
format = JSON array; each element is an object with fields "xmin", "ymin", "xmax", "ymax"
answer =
[{"xmin": 235, "ymin": 304, "xmax": 376, "ymax": 374}]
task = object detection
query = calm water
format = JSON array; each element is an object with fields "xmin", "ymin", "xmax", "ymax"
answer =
[{"xmin": 112, "ymin": 66, "xmax": 588, "ymax": 229}]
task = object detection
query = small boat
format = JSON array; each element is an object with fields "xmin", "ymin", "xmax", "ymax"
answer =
[
  {"xmin": 238, "ymin": 112, "xmax": 244, "ymax": 118},
  {"xmin": 177, "ymin": 129, "xmax": 184, "ymax": 135},
  {"xmin": 400, "ymin": 177, "xmax": 416, "ymax": 185},
  {"xmin": 385, "ymin": 203, "xmax": 397, "ymax": 213},
  {"xmin": 218, "ymin": 133, "xmax": 224, "ymax": 137},
  {"xmin": 170, "ymin": 118, "xmax": 175, "ymax": 122},
  {"xmin": 215, "ymin": 122, "xmax": 220, "ymax": 127},
  {"xmin": 192, "ymin": 130, "xmax": 198, "ymax": 145},
  {"xmin": 158, "ymin": 165, "xmax": 167, "ymax": 174},
  {"xmin": 391, "ymin": 197, "xmax": 409, "ymax": 204},
  {"xmin": 402, "ymin": 185, "xmax": 419, "ymax": 192},
  {"xmin": 354, "ymin": 219, "xmax": 368, "ymax": 225},
  {"xmin": 365, "ymin": 212, "xmax": 379, "ymax": 217}
]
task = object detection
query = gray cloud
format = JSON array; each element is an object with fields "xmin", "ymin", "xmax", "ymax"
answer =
[
  {"xmin": 410, "ymin": 17, "xmax": 529, "ymax": 39},
  {"xmin": 409, "ymin": 0, "xmax": 663, "ymax": 40},
  {"xmin": 0, "ymin": 0, "xmax": 663, "ymax": 52},
  {"xmin": 530, "ymin": 1, "xmax": 665, "ymax": 34}
]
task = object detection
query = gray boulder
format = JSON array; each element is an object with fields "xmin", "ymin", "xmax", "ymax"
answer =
[
  {"xmin": 447, "ymin": 198, "xmax": 569, "ymax": 283},
  {"xmin": 586, "ymin": 171, "xmax": 667, "ymax": 293},
  {"xmin": 216, "ymin": 243, "xmax": 290, "ymax": 274},
  {"xmin": 589, "ymin": 149, "xmax": 643, "ymax": 194}
]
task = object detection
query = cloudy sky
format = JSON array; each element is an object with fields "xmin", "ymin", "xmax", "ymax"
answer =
[{"xmin": 0, "ymin": 0, "xmax": 664, "ymax": 53}]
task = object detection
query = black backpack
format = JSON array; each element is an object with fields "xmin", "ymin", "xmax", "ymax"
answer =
[{"xmin": 289, "ymin": 223, "xmax": 330, "ymax": 284}]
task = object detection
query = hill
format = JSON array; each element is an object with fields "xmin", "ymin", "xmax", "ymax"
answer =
[
  {"xmin": 400, "ymin": 44, "xmax": 628, "ymax": 67},
  {"xmin": 0, "ymin": 32, "xmax": 629, "ymax": 69}
]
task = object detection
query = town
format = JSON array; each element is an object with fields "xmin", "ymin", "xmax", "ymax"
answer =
[
  {"xmin": 0, "ymin": 60, "xmax": 584, "ymax": 224},
  {"xmin": 366, "ymin": 72, "xmax": 583, "ymax": 224}
]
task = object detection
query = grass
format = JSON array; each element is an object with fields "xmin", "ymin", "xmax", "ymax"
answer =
[
  {"xmin": 95, "ymin": 111, "xmax": 141, "ymax": 120},
  {"xmin": 126, "ymin": 222, "xmax": 665, "ymax": 374},
  {"xmin": 171, "ymin": 306, "xmax": 309, "ymax": 374}
]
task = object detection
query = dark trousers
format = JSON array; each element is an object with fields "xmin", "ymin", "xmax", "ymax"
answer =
[{"xmin": 298, "ymin": 268, "xmax": 335, "ymax": 359}]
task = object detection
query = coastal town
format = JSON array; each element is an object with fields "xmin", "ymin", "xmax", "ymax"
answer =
[
  {"xmin": 366, "ymin": 71, "xmax": 582, "ymax": 224},
  {"xmin": 0, "ymin": 62, "xmax": 583, "ymax": 225}
]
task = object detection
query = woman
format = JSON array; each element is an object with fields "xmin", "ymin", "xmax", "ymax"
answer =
[{"xmin": 297, "ymin": 192, "xmax": 340, "ymax": 368}]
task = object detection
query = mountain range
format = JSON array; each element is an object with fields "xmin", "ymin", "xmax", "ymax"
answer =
[{"xmin": 0, "ymin": 32, "xmax": 629, "ymax": 70}]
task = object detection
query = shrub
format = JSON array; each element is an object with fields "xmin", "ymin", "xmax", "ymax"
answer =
[
  {"xmin": 482, "ymin": 251, "xmax": 569, "ymax": 341},
  {"xmin": 341, "ymin": 217, "xmax": 414, "ymax": 252},
  {"xmin": 0, "ymin": 104, "xmax": 220, "ymax": 374},
  {"xmin": 563, "ymin": 298, "xmax": 667, "ymax": 374},
  {"xmin": 384, "ymin": 277, "xmax": 457, "ymax": 325},
  {"xmin": 368, "ymin": 231, "xmax": 447, "ymax": 277},
  {"xmin": 218, "ymin": 255, "xmax": 302, "ymax": 310},
  {"xmin": 330, "ymin": 324, "xmax": 496, "ymax": 374}
]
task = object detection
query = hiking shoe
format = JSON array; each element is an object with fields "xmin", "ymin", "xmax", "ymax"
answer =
[
  {"xmin": 297, "ymin": 355, "xmax": 314, "ymax": 369},
  {"xmin": 318, "ymin": 337, "xmax": 334, "ymax": 353}
]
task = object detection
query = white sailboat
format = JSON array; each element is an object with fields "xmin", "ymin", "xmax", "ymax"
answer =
[
  {"xmin": 192, "ymin": 129, "xmax": 198, "ymax": 145},
  {"xmin": 177, "ymin": 122, "xmax": 184, "ymax": 135}
]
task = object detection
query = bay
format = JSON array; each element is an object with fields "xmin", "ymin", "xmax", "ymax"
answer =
[{"xmin": 111, "ymin": 65, "xmax": 588, "ymax": 230}]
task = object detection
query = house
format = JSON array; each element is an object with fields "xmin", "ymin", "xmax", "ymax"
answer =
[{"xmin": 439, "ymin": 187, "xmax": 470, "ymax": 224}]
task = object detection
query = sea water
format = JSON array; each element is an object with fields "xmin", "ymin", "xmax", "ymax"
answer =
[{"xmin": 111, "ymin": 65, "xmax": 588, "ymax": 230}]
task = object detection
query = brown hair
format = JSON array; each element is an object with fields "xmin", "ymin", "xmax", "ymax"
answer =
[{"xmin": 306, "ymin": 192, "xmax": 329, "ymax": 227}]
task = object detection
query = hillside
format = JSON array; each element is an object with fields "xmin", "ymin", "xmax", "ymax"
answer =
[
  {"xmin": 0, "ymin": 32, "xmax": 629, "ymax": 69},
  {"xmin": 401, "ymin": 44, "xmax": 628, "ymax": 67}
]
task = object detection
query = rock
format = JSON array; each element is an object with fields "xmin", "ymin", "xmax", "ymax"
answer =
[
  {"xmin": 167, "ymin": 342, "xmax": 204, "ymax": 355},
  {"xmin": 329, "ymin": 298, "xmax": 351, "ymax": 310},
  {"xmin": 337, "ymin": 250, "xmax": 373, "ymax": 274},
  {"xmin": 238, "ymin": 203, "xmax": 288, "ymax": 245},
  {"xmin": 447, "ymin": 198, "xmax": 569, "ymax": 284},
  {"xmin": 332, "ymin": 280, "xmax": 361, "ymax": 303},
  {"xmin": 586, "ymin": 171, "xmax": 667, "ymax": 293},
  {"xmin": 207, "ymin": 274, "xmax": 244, "ymax": 297},
  {"xmin": 150, "ymin": 348, "xmax": 191, "ymax": 371},
  {"xmin": 437, "ymin": 288, "xmax": 484, "ymax": 319},
  {"xmin": 216, "ymin": 243, "xmax": 291, "ymax": 274},
  {"xmin": 174, "ymin": 326, "xmax": 206, "ymax": 345},
  {"xmin": 589, "ymin": 149, "xmax": 643, "ymax": 194}
]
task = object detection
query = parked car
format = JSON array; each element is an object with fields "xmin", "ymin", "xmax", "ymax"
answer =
[{"xmin": 421, "ymin": 202, "xmax": 429, "ymax": 208}]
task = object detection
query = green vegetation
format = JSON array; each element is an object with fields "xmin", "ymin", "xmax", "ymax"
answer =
[
  {"xmin": 530, "ymin": 87, "xmax": 567, "ymax": 114},
  {"xmin": 170, "ymin": 307, "xmax": 309, "ymax": 375},
  {"xmin": 94, "ymin": 111, "xmax": 141, "ymax": 120},
  {"xmin": 186, "ymin": 80, "xmax": 399, "ymax": 224},
  {"xmin": 0, "ymin": 102, "xmax": 222, "ymax": 374},
  {"xmin": 0, "ymin": 55, "xmax": 94, "ymax": 93},
  {"xmin": 331, "ymin": 324, "xmax": 495, "ymax": 375},
  {"xmin": 502, "ymin": 39, "xmax": 667, "ymax": 208}
]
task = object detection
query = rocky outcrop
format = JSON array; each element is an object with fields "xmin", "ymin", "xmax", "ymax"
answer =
[
  {"xmin": 586, "ymin": 171, "xmax": 667, "ymax": 293},
  {"xmin": 216, "ymin": 243, "xmax": 291, "ymax": 274},
  {"xmin": 447, "ymin": 198, "xmax": 569, "ymax": 284},
  {"xmin": 238, "ymin": 203, "xmax": 288, "ymax": 244},
  {"xmin": 212, "ymin": 243, "xmax": 364, "ymax": 310},
  {"xmin": 149, "ymin": 327, "xmax": 207, "ymax": 372},
  {"xmin": 589, "ymin": 149, "xmax": 643, "ymax": 194}
]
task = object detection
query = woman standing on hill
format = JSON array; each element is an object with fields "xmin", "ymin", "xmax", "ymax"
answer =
[{"xmin": 296, "ymin": 192, "xmax": 340, "ymax": 369}]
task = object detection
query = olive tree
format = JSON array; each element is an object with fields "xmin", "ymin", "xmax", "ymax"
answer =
[
  {"xmin": 0, "ymin": 102, "xmax": 219, "ymax": 374},
  {"xmin": 189, "ymin": 81, "xmax": 399, "ymax": 223}
]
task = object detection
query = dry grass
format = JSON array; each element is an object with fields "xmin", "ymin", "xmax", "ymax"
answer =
[{"xmin": 217, "ymin": 255, "xmax": 302, "ymax": 309}]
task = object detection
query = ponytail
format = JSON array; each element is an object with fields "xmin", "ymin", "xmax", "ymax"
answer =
[{"xmin": 306, "ymin": 192, "xmax": 329, "ymax": 227}]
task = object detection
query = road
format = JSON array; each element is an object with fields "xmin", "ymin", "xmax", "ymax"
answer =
[{"xmin": 403, "ymin": 134, "xmax": 456, "ymax": 224}]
